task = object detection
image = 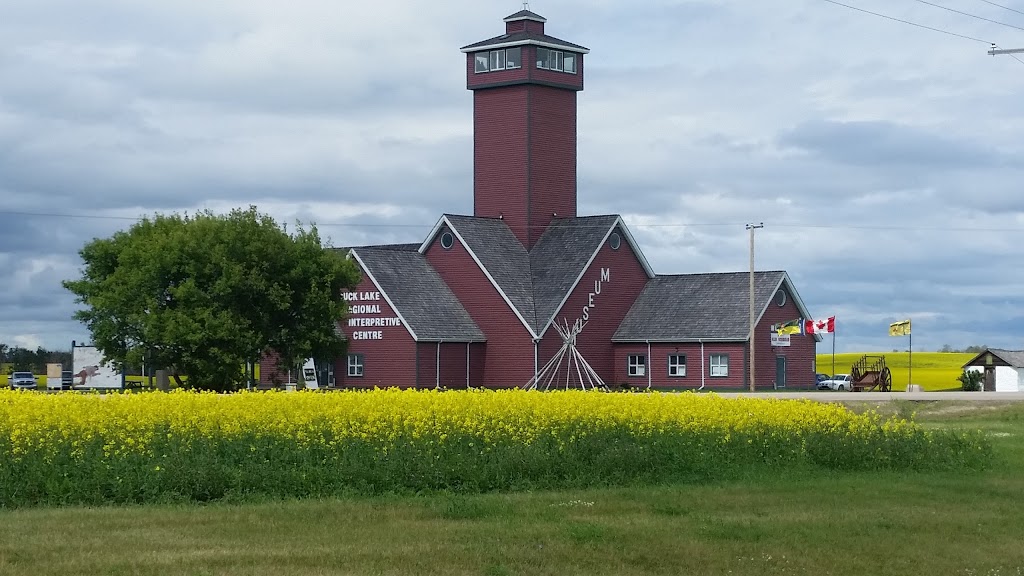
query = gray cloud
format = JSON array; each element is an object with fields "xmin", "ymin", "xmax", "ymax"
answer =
[
  {"xmin": 778, "ymin": 119, "xmax": 1004, "ymax": 169},
  {"xmin": 3, "ymin": 0, "xmax": 1024, "ymax": 355}
]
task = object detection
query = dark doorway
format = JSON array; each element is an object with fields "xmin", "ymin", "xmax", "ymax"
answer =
[
  {"xmin": 775, "ymin": 356, "xmax": 787, "ymax": 389},
  {"xmin": 316, "ymin": 359, "xmax": 335, "ymax": 389},
  {"xmin": 985, "ymin": 367, "xmax": 996, "ymax": 392}
]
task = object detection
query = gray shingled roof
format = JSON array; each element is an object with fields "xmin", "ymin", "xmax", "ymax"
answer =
[
  {"xmin": 442, "ymin": 214, "xmax": 622, "ymax": 334},
  {"xmin": 504, "ymin": 9, "xmax": 546, "ymax": 21},
  {"xmin": 445, "ymin": 215, "xmax": 537, "ymax": 329},
  {"xmin": 461, "ymin": 31, "xmax": 589, "ymax": 53},
  {"xmin": 531, "ymin": 216, "xmax": 619, "ymax": 330},
  {"xmin": 965, "ymin": 349, "xmax": 1024, "ymax": 368},
  {"xmin": 612, "ymin": 272, "xmax": 787, "ymax": 341},
  {"xmin": 352, "ymin": 247, "xmax": 485, "ymax": 342}
]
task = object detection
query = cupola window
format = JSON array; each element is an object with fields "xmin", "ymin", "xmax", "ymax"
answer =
[
  {"xmin": 536, "ymin": 47, "xmax": 576, "ymax": 73},
  {"xmin": 474, "ymin": 47, "xmax": 523, "ymax": 73}
]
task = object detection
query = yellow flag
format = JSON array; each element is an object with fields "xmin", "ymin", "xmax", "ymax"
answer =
[{"xmin": 889, "ymin": 319, "xmax": 911, "ymax": 336}]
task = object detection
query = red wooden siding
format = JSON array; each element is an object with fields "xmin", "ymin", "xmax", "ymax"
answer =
[
  {"xmin": 466, "ymin": 55, "xmax": 530, "ymax": 89},
  {"xmin": 466, "ymin": 47, "xmax": 582, "ymax": 92},
  {"xmin": 538, "ymin": 229, "xmax": 649, "ymax": 386},
  {"xmin": 334, "ymin": 271, "xmax": 417, "ymax": 389},
  {"xmin": 473, "ymin": 86, "xmax": 529, "ymax": 244},
  {"xmin": 257, "ymin": 349, "xmax": 288, "ymax": 388},
  {"xmin": 472, "ymin": 84, "xmax": 578, "ymax": 248},
  {"xmin": 754, "ymin": 285, "xmax": 817, "ymax": 389},
  {"xmin": 613, "ymin": 343, "xmax": 748, "ymax": 390},
  {"xmin": 415, "ymin": 342, "xmax": 476, "ymax": 389},
  {"xmin": 526, "ymin": 85, "xmax": 577, "ymax": 248},
  {"xmin": 425, "ymin": 228, "xmax": 534, "ymax": 388},
  {"xmin": 530, "ymin": 65, "xmax": 584, "ymax": 91}
]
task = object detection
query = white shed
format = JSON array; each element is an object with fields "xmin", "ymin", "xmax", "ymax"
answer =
[{"xmin": 962, "ymin": 349, "xmax": 1024, "ymax": 392}]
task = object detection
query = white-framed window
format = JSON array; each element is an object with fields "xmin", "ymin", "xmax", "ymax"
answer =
[
  {"xmin": 536, "ymin": 47, "xmax": 577, "ymax": 73},
  {"xmin": 627, "ymin": 355, "xmax": 646, "ymax": 377},
  {"xmin": 710, "ymin": 354, "xmax": 729, "ymax": 377},
  {"xmin": 474, "ymin": 47, "xmax": 523, "ymax": 73},
  {"xmin": 668, "ymin": 355, "xmax": 686, "ymax": 377},
  {"xmin": 347, "ymin": 354, "xmax": 364, "ymax": 378}
]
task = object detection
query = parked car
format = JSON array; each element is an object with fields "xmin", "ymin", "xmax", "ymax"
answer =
[
  {"xmin": 816, "ymin": 373, "xmax": 831, "ymax": 389},
  {"xmin": 9, "ymin": 371, "xmax": 37, "ymax": 391},
  {"xmin": 821, "ymin": 374, "xmax": 854, "ymax": 391}
]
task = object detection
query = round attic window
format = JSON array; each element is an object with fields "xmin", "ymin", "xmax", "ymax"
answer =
[
  {"xmin": 440, "ymin": 232, "xmax": 454, "ymax": 250},
  {"xmin": 775, "ymin": 290, "xmax": 787, "ymax": 307},
  {"xmin": 609, "ymin": 232, "xmax": 621, "ymax": 250}
]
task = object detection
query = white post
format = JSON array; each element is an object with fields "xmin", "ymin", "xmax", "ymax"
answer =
[{"xmin": 746, "ymin": 223, "xmax": 763, "ymax": 392}]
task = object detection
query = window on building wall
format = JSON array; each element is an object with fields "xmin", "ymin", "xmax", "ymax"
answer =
[
  {"xmin": 536, "ymin": 47, "xmax": 577, "ymax": 73},
  {"xmin": 474, "ymin": 47, "xmax": 523, "ymax": 73},
  {"xmin": 668, "ymin": 354, "xmax": 686, "ymax": 377},
  {"xmin": 506, "ymin": 47, "xmax": 522, "ymax": 68},
  {"xmin": 347, "ymin": 354, "xmax": 364, "ymax": 378},
  {"xmin": 628, "ymin": 355, "xmax": 646, "ymax": 377},
  {"xmin": 710, "ymin": 354, "xmax": 729, "ymax": 377}
]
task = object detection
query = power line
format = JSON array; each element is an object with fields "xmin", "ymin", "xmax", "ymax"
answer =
[
  {"xmin": 975, "ymin": 0, "xmax": 1024, "ymax": 18},
  {"xmin": 993, "ymin": 44, "xmax": 1024, "ymax": 64},
  {"xmin": 4, "ymin": 208, "xmax": 1024, "ymax": 233},
  {"xmin": 910, "ymin": 0, "xmax": 1024, "ymax": 33},
  {"xmin": 817, "ymin": 0, "xmax": 1024, "ymax": 65},
  {"xmin": 817, "ymin": 0, "xmax": 992, "ymax": 44}
]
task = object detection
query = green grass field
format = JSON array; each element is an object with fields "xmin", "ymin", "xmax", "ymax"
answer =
[
  {"xmin": 817, "ymin": 352, "xmax": 973, "ymax": 391},
  {"xmin": 1, "ymin": 400, "xmax": 1022, "ymax": 576}
]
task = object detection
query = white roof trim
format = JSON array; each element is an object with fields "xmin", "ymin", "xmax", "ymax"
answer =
[
  {"xmin": 503, "ymin": 13, "xmax": 547, "ymax": 23},
  {"xmin": 537, "ymin": 216, "xmax": 656, "ymax": 338},
  {"xmin": 610, "ymin": 338, "xmax": 742, "ymax": 344},
  {"xmin": 752, "ymin": 273, "xmax": 823, "ymax": 343},
  {"xmin": 349, "ymin": 250, "xmax": 420, "ymax": 342},
  {"xmin": 616, "ymin": 217, "xmax": 657, "ymax": 278},
  {"xmin": 420, "ymin": 215, "xmax": 540, "ymax": 340},
  {"xmin": 418, "ymin": 215, "xmax": 449, "ymax": 254},
  {"xmin": 461, "ymin": 39, "xmax": 590, "ymax": 54}
]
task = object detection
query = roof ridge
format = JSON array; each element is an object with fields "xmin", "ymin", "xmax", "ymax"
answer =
[{"xmin": 655, "ymin": 270, "xmax": 786, "ymax": 278}]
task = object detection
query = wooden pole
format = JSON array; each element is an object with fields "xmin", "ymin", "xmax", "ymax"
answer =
[{"xmin": 746, "ymin": 223, "xmax": 763, "ymax": 392}]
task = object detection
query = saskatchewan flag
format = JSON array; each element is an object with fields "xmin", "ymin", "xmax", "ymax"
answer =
[
  {"xmin": 776, "ymin": 318, "xmax": 804, "ymax": 335},
  {"xmin": 889, "ymin": 319, "xmax": 911, "ymax": 336}
]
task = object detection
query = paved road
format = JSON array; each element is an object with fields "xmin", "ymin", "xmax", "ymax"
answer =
[{"xmin": 711, "ymin": 391, "xmax": 1024, "ymax": 402}]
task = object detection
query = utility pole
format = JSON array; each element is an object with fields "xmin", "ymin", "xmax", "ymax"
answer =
[
  {"xmin": 746, "ymin": 223, "xmax": 764, "ymax": 393},
  {"xmin": 989, "ymin": 44, "xmax": 1024, "ymax": 55}
]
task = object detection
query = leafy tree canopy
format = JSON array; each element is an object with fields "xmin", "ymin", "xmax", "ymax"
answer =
[{"xmin": 63, "ymin": 206, "xmax": 361, "ymax": 391}]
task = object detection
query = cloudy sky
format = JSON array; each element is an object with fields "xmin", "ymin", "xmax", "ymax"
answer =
[{"xmin": 2, "ymin": 0, "xmax": 1024, "ymax": 354}]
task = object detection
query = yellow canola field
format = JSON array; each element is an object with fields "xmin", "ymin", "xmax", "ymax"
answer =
[
  {"xmin": 0, "ymin": 388, "xmax": 990, "ymax": 506},
  {"xmin": 0, "ymin": 388, "xmax": 934, "ymax": 458},
  {"xmin": 817, "ymin": 352, "xmax": 973, "ymax": 391}
]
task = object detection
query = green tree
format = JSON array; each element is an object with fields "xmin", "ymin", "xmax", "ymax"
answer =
[
  {"xmin": 63, "ymin": 207, "xmax": 361, "ymax": 391},
  {"xmin": 957, "ymin": 369, "xmax": 983, "ymax": 392}
]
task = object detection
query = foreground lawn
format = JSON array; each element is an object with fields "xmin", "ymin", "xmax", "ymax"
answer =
[{"xmin": 1, "ymin": 402, "xmax": 1022, "ymax": 576}]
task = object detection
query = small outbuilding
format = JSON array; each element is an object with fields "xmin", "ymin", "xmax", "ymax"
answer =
[{"xmin": 962, "ymin": 349, "xmax": 1024, "ymax": 392}]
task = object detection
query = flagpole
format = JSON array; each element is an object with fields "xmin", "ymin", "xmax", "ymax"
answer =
[
  {"xmin": 831, "ymin": 323, "xmax": 836, "ymax": 379},
  {"xmin": 909, "ymin": 331, "xmax": 912, "ymax": 388}
]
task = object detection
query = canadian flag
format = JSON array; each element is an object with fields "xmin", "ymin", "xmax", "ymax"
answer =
[{"xmin": 805, "ymin": 316, "xmax": 835, "ymax": 334}]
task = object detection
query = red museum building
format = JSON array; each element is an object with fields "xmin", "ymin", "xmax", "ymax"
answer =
[{"xmin": 260, "ymin": 10, "xmax": 819, "ymax": 391}]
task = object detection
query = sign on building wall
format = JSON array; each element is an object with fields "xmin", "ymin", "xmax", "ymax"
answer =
[
  {"xmin": 302, "ymin": 358, "xmax": 319, "ymax": 390},
  {"xmin": 581, "ymin": 268, "xmax": 611, "ymax": 323},
  {"xmin": 343, "ymin": 290, "xmax": 402, "ymax": 340},
  {"xmin": 770, "ymin": 333, "xmax": 791, "ymax": 347},
  {"xmin": 71, "ymin": 345, "xmax": 123, "ymax": 389}
]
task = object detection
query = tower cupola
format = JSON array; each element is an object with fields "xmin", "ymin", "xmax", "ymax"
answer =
[{"xmin": 460, "ymin": 11, "xmax": 590, "ymax": 249}]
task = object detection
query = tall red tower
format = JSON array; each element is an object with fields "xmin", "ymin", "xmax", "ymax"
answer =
[{"xmin": 461, "ymin": 10, "xmax": 588, "ymax": 249}]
